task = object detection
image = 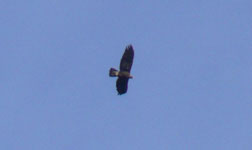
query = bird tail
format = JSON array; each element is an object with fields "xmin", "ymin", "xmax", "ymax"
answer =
[{"xmin": 109, "ymin": 68, "xmax": 119, "ymax": 77}]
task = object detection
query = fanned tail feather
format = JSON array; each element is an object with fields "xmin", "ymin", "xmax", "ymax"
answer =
[{"xmin": 109, "ymin": 68, "xmax": 118, "ymax": 77}]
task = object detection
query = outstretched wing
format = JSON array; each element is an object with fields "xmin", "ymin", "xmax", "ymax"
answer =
[
  {"xmin": 119, "ymin": 45, "xmax": 134, "ymax": 72},
  {"xmin": 116, "ymin": 77, "xmax": 129, "ymax": 95}
]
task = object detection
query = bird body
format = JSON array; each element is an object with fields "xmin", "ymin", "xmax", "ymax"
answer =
[{"xmin": 109, "ymin": 69, "xmax": 133, "ymax": 78}]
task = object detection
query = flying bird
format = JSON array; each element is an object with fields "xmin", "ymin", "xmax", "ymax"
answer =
[{"xmin": 109, "ymin": 45, "xmax": 134, "ymax": 95}]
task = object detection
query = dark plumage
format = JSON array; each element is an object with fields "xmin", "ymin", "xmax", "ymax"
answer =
[{"xmin": 109, "ymin": 45, "xmax": 134, "ymax": 95}]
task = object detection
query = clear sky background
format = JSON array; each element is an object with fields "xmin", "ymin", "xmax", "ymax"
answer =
[{"xmin": 1, "ymin": 0, "xmax": 252, "ymax": 149}]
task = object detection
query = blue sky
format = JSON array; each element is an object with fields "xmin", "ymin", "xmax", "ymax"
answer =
[{"xmin": 1, "ymin": 0, "xmax": 252, "ymax": 149}]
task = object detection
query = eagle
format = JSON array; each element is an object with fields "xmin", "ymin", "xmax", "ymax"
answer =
[{"xmin": 109, "ymin": 45, "xmax": 134, "ymax": 95}]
